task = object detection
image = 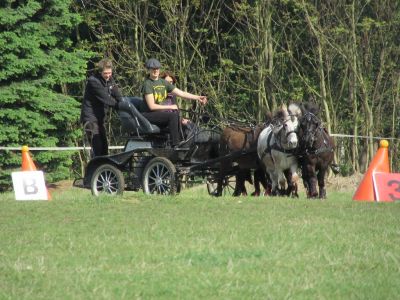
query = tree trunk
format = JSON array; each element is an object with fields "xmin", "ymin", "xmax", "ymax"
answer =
[{"xmin": 350, "ymin": 1, "xmax": 359, "ymax": 172}]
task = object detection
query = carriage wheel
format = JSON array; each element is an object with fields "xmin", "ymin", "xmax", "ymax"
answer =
[
  {"xmin": 142, "ymin": 157, "xmax": 177, "ymax": 195},
  {"xmin": 206, "ymin": 175, "xmax": 236, "ymax": 196},
  {"xmin": 91, "ymin": 164, "xmax": 125, "ymax": 196}
]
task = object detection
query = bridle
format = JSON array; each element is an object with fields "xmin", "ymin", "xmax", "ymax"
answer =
[
  {"xmin": 259, "ymin": 118, "xmax": 298, "ymax": 163},
  {"xmin": 299, "ymin": 112, "xmax": 333, "ymax": 155},
  {"xmin": 266, "ymin": 118, "xmax": 298, "ymax": 154},
  {"xmin": 301, "ymin": 112, "xmax": 320, "ymax": 148},
  {"xmin": 282, "ymin": 118, "xmax": 297, "ymax": 140}
]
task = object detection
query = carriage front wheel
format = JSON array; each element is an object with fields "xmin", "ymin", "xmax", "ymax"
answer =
[
  {"xmin": 91, "ymin": 163, "xmax": 125, "ymax": 196},
  {"xmin": 142, "ymin": 157, "xmax": 177, "ymax": 195}
]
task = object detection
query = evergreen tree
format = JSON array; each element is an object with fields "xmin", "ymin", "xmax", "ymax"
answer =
[{"xmin": 0, "ymin": 0, "xmax": 93, "ymax": 190}]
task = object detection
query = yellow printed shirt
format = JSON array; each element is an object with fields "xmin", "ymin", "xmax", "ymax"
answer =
[{"xmin": 141, "ymin": 78, "xmax": 175, "ymax": 112}]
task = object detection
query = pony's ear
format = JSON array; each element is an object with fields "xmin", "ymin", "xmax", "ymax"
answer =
[
  {"xmin": 309, "ymin": 103, "xmax": 320, "ymax": 115},
  {"xmin": 264, "ymin": 111, "xmax": 273, "ymax": 124},
  {"xmin": 299, "ymin": 102, "xmax": 308, "ymax": 115},
  {"xmin": 300, "ymin": 102, "xmax": 320, "ymax": 116}
]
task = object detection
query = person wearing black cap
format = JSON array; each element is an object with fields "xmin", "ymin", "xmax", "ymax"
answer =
[
  {"xmin": 81, "ymin": 58, "xmax": 122, "ymax": 156},
  {"xmin": 141, "ymin": 58, "xmax": 207, "ymax": 148}
]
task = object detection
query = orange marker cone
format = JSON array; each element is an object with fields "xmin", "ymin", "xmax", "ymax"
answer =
[
  {"xmin": 22, "ymin": 145, "xmax": 37, "ymax": 171},
  {"xmin": 21, "ymin": 146, "xmax": 52, "ymax": 200},
  {"xmin": 353, "ymin": 140, "xmax": 390, "ymax": 201}
]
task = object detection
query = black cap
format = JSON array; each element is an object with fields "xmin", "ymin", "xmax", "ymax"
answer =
[{"xmin": 145, "ymin": 58, "xmax": 161, "ymax": 69}]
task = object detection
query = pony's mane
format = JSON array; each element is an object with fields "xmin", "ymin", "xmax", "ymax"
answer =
[
  {"xmin": 274, "ymin": 108, "xmax": 287, "ymax": 121},
  {"xmin": 288, "ymin": 103, "xmax": 302, "ymax": 117}
]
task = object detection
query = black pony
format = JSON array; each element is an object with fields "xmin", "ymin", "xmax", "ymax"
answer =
[{"xmin": 298, "ymin": 103, "xmax": 338, "ymax": 198}]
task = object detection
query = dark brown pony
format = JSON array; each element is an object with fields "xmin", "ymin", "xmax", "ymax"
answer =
[
  {"xmin": 298, "ymin": 103, "xmax": 335, "ymax": 198},
  {"xmin": 217, "ymin": 123, "xmax": 271, "ymax": 196}
]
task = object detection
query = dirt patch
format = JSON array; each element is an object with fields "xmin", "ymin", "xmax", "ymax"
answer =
[
  {"xmin": 325, "ymin": 173, "xmax": 363, "ymax": 193},
  {"xmin": 47, "ymin": 180, "xmax": 76, "ymax": 193}
]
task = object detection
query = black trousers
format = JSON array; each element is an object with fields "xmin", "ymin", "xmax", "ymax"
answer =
[
  {"xmin": 84, "ymin": 121, "xmax": 108, "ymax": 156},
  {"xmin": 142, "ymin": 111, "xmax": 181, "ymax": 145}
]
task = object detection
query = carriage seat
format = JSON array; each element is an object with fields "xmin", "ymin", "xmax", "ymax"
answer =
[{"xmin": 118, "ymin": 96, "xmax": 161, "ymax": 136}]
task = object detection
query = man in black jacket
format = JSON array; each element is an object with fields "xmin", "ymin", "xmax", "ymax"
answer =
[{"xmin": 81, "ymin": 59, "xmax": 122, "ymax": 156}]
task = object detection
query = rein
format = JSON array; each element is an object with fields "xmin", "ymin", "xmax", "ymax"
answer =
[{"xmin": 181, "ymin": 104, "xmax": 269, "ymax": 134}]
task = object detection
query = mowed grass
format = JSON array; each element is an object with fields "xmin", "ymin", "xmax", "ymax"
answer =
[{"xmin": 1, "ymin": 184, "xmax": 400, "ymax": 299}]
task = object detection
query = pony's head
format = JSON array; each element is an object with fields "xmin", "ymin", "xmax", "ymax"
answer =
[
  {"xmin": 299, "ymin": 104, "xmax": 322, "ymax": 148},
  {"xmin": 272, "ymin": 105, "xmax": 298, "ymax": 150}
]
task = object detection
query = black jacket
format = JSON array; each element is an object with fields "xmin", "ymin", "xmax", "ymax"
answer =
[{"xmin": 80, "ymin": 73, "xmax": 122, "ymax": 123}]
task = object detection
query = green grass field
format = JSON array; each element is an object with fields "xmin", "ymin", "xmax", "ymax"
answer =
[{"xmin": 1, "ymin": 185, "xmax": 399, "ymax": 299}]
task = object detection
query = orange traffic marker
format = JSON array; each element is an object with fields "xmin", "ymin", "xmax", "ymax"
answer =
[
  {"xmin": 353, "ymin": 140, "xmax": 390, "ymax": 201},
  {"xmin": 21, "ymin": 145, "xmax": 37, "ymax": 171},
  {"xmin": 21, "ymin": 146, "xmax": 52, "ymax": 200}
]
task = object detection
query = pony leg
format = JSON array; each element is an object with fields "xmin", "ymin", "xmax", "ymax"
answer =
[
  {"xmin": 301, "ymin": 168, "xmax": 310, "ymax": 197},
  {"xmin": 309, "ymin": 176, "xmax": 318, "ymax": 198},
  {"xmin": 233, "ymin": 170, "xmax": 250, "ymax": 197},
  {"xmin": 242, "ymin": 169, "xmax": 252, "ymax": 196},
  {"xmin": 262, "ymin": 171, "xmax": 272, "ymax": 196},
  {"xmin": 304, "ymin": 164, "xmax": 318, "ymax": 198},
  {"xmin": 252, "ymin": 168, "xmax": 264, "ymax": 196},
  {"xmin": 284, "ymin": 169, "xmax": 299, "ymax": 198},
  {"xmin": 252, "ymin": 167, "xmax": 272, "ymax": 196},
  {"xmin": 290, "ymin": 166, "xmax": 299, "ymax": 198},
  {"xmin": 317, "ymin": 168, "xmax": 327, "ymax": 199},
  {"xmin": 252, "ymin": 169, "xmax": 261, "ymax": 196},
  {"xmin": 233, "ymin": 174, "xmax": 243, "ymax": 197},
  {"xmin": 215, "ymin": 178, "xmax": 223, "ymax": 197},
  {"xmin": 278, "ymin": 173, "xmax": 287, "ymax": 196},
  {"xmin": 301, "ymin": 164, "xmax": 313, "ymax": 198},
  {"xmin": 270, "ymin": 172, "xmax": 280, "ymax": 196},
  {"xmin": 283, "ymin": 169, "xmax": 292, "ymax": 196}
]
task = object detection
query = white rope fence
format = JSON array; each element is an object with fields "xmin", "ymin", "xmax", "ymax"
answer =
[
  {"xmin": 0, "ymin": 134, "xmax": 398, "ymax": 151},
  {"xmin": 0, "ymin": 146, "xmax": 124, "ymax": 151},
  {"xmin": 330, "ymin": 134, "xmax": 399, "ymax": 141}
]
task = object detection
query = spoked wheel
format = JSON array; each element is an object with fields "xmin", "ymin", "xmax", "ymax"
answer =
[
  {"xmin": 91, "ymin": 164, "xmax": 125, "ymax": 196},
  {"xmin": 142, "ymin": 157, "xmax": 177, "ymax": 195},
  {"xmin": 206, "ymin": 175, "xmax": 236, "ymax": 196}
]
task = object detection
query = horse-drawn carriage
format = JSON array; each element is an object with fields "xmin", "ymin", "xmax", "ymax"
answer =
[
  {"xmin": 76, "ymin": 98, "xmax": 337, "ymax": 198},
  {"xmin": 77, "ymin": 97, "xmax": 251, "ymax": 196}
]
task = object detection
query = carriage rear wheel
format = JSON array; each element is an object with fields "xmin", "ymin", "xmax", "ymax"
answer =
[
  {"xmin": 206, "ymin": 175, "xmax": 236, "ymax": 196},
  {"xmin": 91, "ymin": 164, "xmax": 125, "ymax": 196},
  {"xmin": 142, "ymin": 157, "xmax": 177, "ymax": 195}
]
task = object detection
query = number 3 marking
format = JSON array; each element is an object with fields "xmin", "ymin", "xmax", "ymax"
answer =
[{"xmin": 388, "ymin": 180, "xmax": 400, "ymax": 201}]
